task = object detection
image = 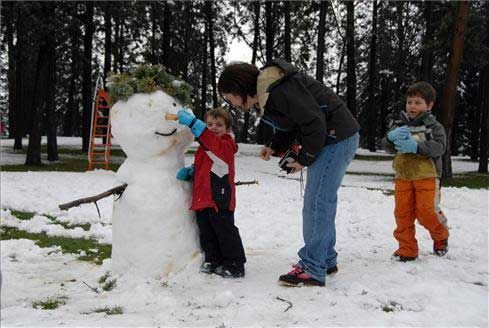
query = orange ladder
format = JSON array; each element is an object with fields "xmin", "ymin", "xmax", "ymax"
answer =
[{"xmin": 88, "ymin": 76, "xmax": 112, "ymax": 170}]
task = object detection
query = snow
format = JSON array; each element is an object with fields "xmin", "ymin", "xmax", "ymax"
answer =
[
  {"xmin": 1, "ymin": 137, "xmax": 488, "ymax": 326},
  {"xmin": 110, "ymin": 91, "xmax": 200, "ymax": 279}
]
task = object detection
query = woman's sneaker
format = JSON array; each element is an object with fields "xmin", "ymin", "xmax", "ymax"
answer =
[
  {"xmin": 433, "ymin": 239, "xmax": 448, "ymax": 256},
  {"xmin": 326, "ymin": 265, "xmax": 338, "ymax": 275},
  {"xmin": 278, "ymin": 266, "xmax": 325, "ymax": 287},
  {"xmin": 200, "ymin": 262, "xmax": 219, "ymax": 274},
  {"xmin": 214, "ymin": 263, "xmax": 245, "ymax": 278}
]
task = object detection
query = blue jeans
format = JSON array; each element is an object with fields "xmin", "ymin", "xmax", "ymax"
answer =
[{"xmin": 298, "ymin": 133, "xmax": 359, "ymax": 283}]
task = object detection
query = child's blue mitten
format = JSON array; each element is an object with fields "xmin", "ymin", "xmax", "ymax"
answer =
[
  {"xmin": 387, "ymin": 126, "xmax": 410, "ymax": 142},
  {"xmin": 394, "ymin": 136, "xmax": 418, "ymax": 153},
  {"xmin": 176, "ymin": 165, "xmax": 194, "ymax": 181},
  {"xmin": 177, "ymin": 109, "xmax": 206, "ymax": 138}
]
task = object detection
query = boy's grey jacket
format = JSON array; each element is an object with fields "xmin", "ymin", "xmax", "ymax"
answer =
[
  {"xmin": 257, "ymin": 59, "xmax": 360, "ymax": 166},
  {"xmin": 382, "ymin": 111, "xmax": 446, "ymax": 178}
]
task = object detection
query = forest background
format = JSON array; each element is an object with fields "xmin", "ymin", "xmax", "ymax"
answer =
[{"xmin": 1, "ymin": 0, "xmax": 488, "ymax": 178}]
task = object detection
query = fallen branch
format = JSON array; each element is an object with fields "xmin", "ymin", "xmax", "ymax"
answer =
[
  {"xmin": 276, "ymin": 296, "xmax": 293, "ymax": 312},
  {"xmin": 235, "ymin": 180, "xmax": 259, "ymax": 186},
  {"xmin": 58, "ymin": 180, "xmax": 258, "ymax": 212},
  {"xmin": 58, "ymin": 184, "xmax": 128, "ymax": 211}
]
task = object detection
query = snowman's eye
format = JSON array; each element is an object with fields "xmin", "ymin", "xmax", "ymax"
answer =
[{"xmin": 173, "ymin": 103, "xmax": 177, "ymax": 107}]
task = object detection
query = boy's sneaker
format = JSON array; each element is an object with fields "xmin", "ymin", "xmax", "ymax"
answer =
[
  {"xmin": 326, "ymin": 265, "xmax": 338, "ymax": 275},
  {"xmin": 278, "ymin": 266, "xmax": 325, "ymax": 287},
  {"xmin": 200, "ymin": 262, "xmax": 219, "ymax": 274},
  {"xmin": 214, "ymin": 263, "xmax": 245, "ymax": 278},
  {"xmin": 391, "ymin": 252, "xmax": 417, "ymax": 262},
  {"xmin": 433, "ymin": 239, "xmax": 448, "ymax": 257}
]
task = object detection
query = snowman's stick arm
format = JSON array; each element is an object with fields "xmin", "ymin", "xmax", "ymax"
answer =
[
  {"xmin": 235, "ymin": 180, "xmax": 259, "ymax": 186},
  {"xmin": 58, "ymin": 183, "xmax": 128, "ymax": 211}
]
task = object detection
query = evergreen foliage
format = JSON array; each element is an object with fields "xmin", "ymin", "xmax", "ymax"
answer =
[{"xmin": 106, "ymin": 65, "xmax": 192, "ymax": 105}]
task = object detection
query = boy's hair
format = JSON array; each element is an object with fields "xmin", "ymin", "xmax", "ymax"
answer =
[
  {"xmin": 406, "ymin": 81, "xmax": 436, "ymax": 104},
  {"xmin": 217, "ymin": 62, "xmax": 260, "ymax": 103},
  {"xmin": 204, "ymin": 107, "xmax": 233, "ymax": 129}
]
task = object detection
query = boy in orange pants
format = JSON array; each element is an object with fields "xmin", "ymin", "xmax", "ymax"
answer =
[{"xmin": 382, "ymin": 81, "xmax": 449, "ymax": 261}]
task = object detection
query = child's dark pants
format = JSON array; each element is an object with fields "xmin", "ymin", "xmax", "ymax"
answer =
[{"xmin": 196, "ymin": 208, "xmax": 246, "ymax": 266}]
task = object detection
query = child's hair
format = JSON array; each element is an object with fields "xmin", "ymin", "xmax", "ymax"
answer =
[
  {"xmin": 217, "ymin": 62, "xmax": 260, "ymax": 103},
  {"xmin": 406, "ymin": 81, "xmax": 436, "ymax": 104},
  {"xmin": 204, "ymin": 107, "xmax": 233, "ymax": 129}
]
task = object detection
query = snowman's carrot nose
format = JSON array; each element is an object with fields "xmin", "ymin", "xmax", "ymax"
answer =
[{"xmin": 165, "ymin": 113, "xmax": 178, "ymax": 121}]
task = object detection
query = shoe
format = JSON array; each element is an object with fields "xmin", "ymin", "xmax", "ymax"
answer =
[
  {"xmin": 214, "ymin": 263, "xmax": 245, "ymax": 278},
  {"xmin": 199, "ymin": 262, "xmax": 219, "ymax": 274},
  {"xmin": 326, "ymin": 265, "xmax": 338, "ymax": 275},
  {"xmin": 433, "ymin": 239, "xmax": 448, "ymax": 257},
  {"xmin": 391, "ymin": 252, "xmax": 417, "ymax": 262},
  {"xmin": 278, "ymin": 266, "xmax": 325, "ymax": 287}
]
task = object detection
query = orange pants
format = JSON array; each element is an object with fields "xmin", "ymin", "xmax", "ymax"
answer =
[{"xmin": 394, "ymin": 178, "xmax": 449, "ymax": 257}]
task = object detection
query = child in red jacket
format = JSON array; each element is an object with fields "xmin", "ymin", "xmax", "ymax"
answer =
[{"xmin": 176, "ymin": 107, "xmax": 246, "ymax": 278}]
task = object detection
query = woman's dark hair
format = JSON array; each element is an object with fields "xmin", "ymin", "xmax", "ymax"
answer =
[{"xmin": 217, "ymin": 63, "xmax": 260, "ymax": 103}]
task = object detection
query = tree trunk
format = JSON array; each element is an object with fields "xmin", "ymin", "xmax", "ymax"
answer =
[
  {"xmin": 63, "ymin": 3, "xmax": 80, "ymax": 137},
  {"xmin": 367, "ymin": 0, "xmax": 378, "ymax": 152},
  {"xmin": 45, "ymin": 4, "xmax": 58, "ymax": 161},
  {"xmin": 394, "ymin": 1, "xmax": 406, "ymax": 106},
  {"xmin": 81, "ymin": 1, "xmax": 94, "ymax": 152},
  {"xmin": 439, "ymin": 1, "xmax": 470, "ymax": 178},
  {"xmin": 316, "ymin": 0, "xmax": 327, "ymax": 83},
  {"xmin": 200, "ymin": 31, "xmax": 208, "ymax": 118},
  {"xmin": 283, "ymin": 1, "xmax": 291, "ymax": 62},
  {"xmin": 206, "ymin": 1, "xmax": 218, "ymax": 107},
  {"xmin": 336, "ymin": 41, "xmax": 346, "ymax": 95},
  {"xmin": 478, "ymin": 64, "xmax": 489, "ymax": 173},
  {"xmin": 345, "ymin": 0, "xmax": 357, "ymax": 117},
  {"xmin": 265, "ymin": 1, "xmax": 274, "ymax": 62},
  {"xmin": 26, "ymin": 3, "xmax": 56, "ymax": 166},
  {"xmin": 420, "ymin": 1, "xmax": 434, "ymax": 83},
  {"xmin": 162, "ymin": 2, "xmax": 171, "ymax": 69},
  {"xmin": 103, "ymin": 2, "xmax": 112, "ymax": 82},
  {"xmin": 6, "ymin": 2, "xmax": 16, "ymax": 140},
  {"xmin": 13, "ymin": 4, "xmax": 26, "ymax": 150}
]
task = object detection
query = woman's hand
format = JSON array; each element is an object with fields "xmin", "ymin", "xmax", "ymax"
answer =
[
  {"xmin": 286, "ymin": 161, "xmax": 304, "ymax": 174},
  {"xmin": 260, "ymin": 147, "xmax": 273, "ymax": 161}
]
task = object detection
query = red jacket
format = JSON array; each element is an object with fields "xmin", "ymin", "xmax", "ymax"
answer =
[{"xmin": 191, "ymin": 129, "xmax": 237, "ymax": 212}]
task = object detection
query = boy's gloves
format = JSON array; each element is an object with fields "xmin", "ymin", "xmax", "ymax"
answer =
[
  {"xmin": 394, "ymin": 136, "xmax": 418, "ymax": 153},
  {"xmin": 387, "ymin": 126, "xmax": 410, "ymax": 142},
  {"xmin": 176, "ymin": 165, "xmax": 194, "ymax": 181},
  {"xmin": 177, "ymin": 109, "xmax": 206, "ymax": 138}
]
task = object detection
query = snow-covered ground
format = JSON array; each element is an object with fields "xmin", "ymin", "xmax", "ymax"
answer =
[{"xmin": 1, "ymin": 138, "xmax": 488, "ymax": 327}]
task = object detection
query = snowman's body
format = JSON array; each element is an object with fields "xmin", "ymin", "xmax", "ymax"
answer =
[{"xmin": 110, "ymin": 91, "xmax": 199, "ymax": 279}]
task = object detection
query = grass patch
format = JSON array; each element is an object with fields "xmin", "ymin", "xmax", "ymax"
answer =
[
  {"xmin": 8, "ymin": 209, "xmax": 92, "ymax": 231},
  {"xmin": 0, "ymin": 226, "xmax": 111, "ymax": 264},
  {"xmin": 10, "ymin": 210, "xmax": 36, "ymax": 221},
  {"xmin": 32, "ymin": 296, "xmax": 68, "ymax": 310},
  {"xmin": 1, "ymin": 158, "xmax": 121, "ymax": 172},
  {"xmin": 354, "ymin": 154, "xmax": 394, "ymax": 161},
  {"xmin": 442, "ymin": 173, "xmax": 489, "ymax": 189},
  {"xmin": 88, "ymin": 306, "xmax": 124, "ymax": 315}
]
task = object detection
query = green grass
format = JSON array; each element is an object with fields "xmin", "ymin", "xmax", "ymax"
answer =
[
  {"xmin": 8, "ymin": 209, "xmax": 92, "ymax": 231},
  {"xmin": 1, "ymin": 158, "xmax": 121, "ymax": 172},
  {"xmin": 442, "ymin": 173, "xmax": 489, "ymax": 189},
  {"xmin": 32, "ymin": 296, "xmax": 68, "ymax": 310},
  {"xmin": 354, "ymin": 154, "xmax": 394, "ymax": 161},
  {"xmin": 0, "ymin": 226, "xmax": 111, "ymax": 264},
  {"xmin": 88, "ymin": 306, "xmax": 124, "ymax": 315}
]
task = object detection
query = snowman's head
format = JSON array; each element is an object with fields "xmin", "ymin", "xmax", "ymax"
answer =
[{"xmin": 111, "ymin": 90, "xmax": 193, "ymax": 160}]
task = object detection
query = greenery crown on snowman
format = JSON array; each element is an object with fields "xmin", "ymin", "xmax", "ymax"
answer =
[{"xmin": 106, "ymin": 65, "xmax": 192, "ymax": 106}]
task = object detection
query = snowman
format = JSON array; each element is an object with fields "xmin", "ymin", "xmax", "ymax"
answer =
[{"xmin": 109, "ymin": 88, "xmax": 200, "ymax": 280}]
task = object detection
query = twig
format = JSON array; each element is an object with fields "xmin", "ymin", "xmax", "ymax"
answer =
[
  {"xmin": 58, "ymin": 184, "xmax": 128, "ymax": 211},
  {"xmin": 276, "ymin": 296, "xmax": 293, "ymax": 312},
  {"xmin": 82, "ymin": 280, "xmax": 99, "ymax": 294},
  {"xmin": 235, "ymin": 180, "xmax": 259, "ymax": 186}
]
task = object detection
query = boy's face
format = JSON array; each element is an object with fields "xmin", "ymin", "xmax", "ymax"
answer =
[
  {"xmin": 206, "ymin": 115, "xmax": 229, "ymax": 137},
  {"xmin": 406, "ymin": 95, "xmax": 434, "ymax": 119}
]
